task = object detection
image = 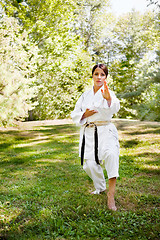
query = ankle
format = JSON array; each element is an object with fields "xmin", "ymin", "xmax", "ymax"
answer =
[{"xmin": 107, "ymin": 191, "xmax": 115, "ymax": 197}]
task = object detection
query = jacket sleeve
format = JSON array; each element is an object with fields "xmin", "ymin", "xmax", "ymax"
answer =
[
  {"xmin": 71, "ymin": 94, "xmax": 86, "ymax": 125},
  {"xmin": 103, "ymin": 91, "xmax": 120, "ymax": 114},
  {"xmin": 94, "ymin": 90, "xmax": 120, "ymax": 115}
]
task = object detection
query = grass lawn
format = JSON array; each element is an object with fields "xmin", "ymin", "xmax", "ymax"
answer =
[{"xmin": 0, "ymin": 119, "xmax": 160, "ymax": 240}]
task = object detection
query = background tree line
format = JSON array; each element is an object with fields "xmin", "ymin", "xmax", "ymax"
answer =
[{"xmin": 0, "ymin": 0, "xmax": 159, "ymax": 126}]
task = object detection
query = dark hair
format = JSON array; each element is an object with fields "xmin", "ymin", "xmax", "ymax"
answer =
[{"xmin": 92, "ymin": 64, "xmax": 108, "ymax": 77}]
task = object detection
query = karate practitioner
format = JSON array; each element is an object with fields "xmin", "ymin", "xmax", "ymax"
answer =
[{"xmin": 71, "ymin": 63, "xmax": 120, "ymax": 211}]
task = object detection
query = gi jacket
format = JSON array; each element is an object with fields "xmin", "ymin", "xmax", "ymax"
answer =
[{"xmin": 71, "ymin": 85, "xmax": 120, "ymax": 161}]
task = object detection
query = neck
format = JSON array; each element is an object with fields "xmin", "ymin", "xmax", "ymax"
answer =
[{"xmin": 94, "ymin": 86, "xmax": 101, "ymax": 94}]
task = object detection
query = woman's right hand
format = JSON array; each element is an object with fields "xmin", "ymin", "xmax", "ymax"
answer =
[{"xmin": 81, "ymin": 108, "xmax": 98, "ymax": 120}]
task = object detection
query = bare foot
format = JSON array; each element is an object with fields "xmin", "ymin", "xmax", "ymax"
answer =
[{"xmin": 107, "ymin": 192, "xmax": 117, "ymax": 211}]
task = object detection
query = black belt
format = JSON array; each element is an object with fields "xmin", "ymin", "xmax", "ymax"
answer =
[{"xmin": 81, "ymin": 122, "xmax": 100, "ymax": 166}]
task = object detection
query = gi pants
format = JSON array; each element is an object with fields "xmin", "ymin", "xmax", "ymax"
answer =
[{"xmin": 83, "ymin": 125, "xmax": 119, "ymax": 192}]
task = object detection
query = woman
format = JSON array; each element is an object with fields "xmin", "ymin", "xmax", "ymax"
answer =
[{"xmin": 71, "ymin": 63, "xmax": 120, "ymax": 211}]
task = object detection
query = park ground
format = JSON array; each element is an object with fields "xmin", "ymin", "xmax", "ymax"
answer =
[{"xmin": 0, "ymin": 119, "xmax": 160, "ymax": 240}]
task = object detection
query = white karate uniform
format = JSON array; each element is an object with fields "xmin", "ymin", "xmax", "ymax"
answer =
[{"xmin": 71, "ymin": 85, "xmax": 120, "ymax": 193}]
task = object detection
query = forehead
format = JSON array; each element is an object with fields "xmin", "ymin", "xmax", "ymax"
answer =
[{"xmin": 93, "ymin": 67, "xmax": 105, "ymax": 74}]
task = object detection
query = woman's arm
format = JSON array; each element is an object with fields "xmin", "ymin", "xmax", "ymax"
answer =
[
  {"xmin": 101, "ymin": 80, "xmax": 112, "ymax": 107},
  {"xmin": 71, "ymin": 93, "xmax": 98, "ymax": 124},
  {"xmin": 81, "ymin": 108, "xmax": 98, "ymax": 120}
]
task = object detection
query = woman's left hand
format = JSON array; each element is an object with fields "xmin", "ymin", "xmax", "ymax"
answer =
[{"xmin": 101, "ymin": 80, "xmax": 112, "ymax": 107}]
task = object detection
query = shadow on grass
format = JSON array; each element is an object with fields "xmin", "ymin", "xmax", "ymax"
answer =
[
  {"xmin": 0, "ymin": 124, "xmax": 79, "ymax": 165},
  {"xmin": 135, "ymin": 152, "xmax": 160, "ymax": 161},
  {"xmin": 120, "ymin": 139, "xmax": 140, "ymax": 148},
  {"xmin": 0, "ymin": 143, "xmax": 13, "ymax": 149},
  {"xmin": 119, "ymin": 153, "xmax": 160, "ymax": 178},
  {"xmin": 127, "ymin": 126, "xmax": 160, "ymax": 135}
]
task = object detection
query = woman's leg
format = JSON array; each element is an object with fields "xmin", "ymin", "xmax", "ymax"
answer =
[
  {"xmin": 83, "ymin": 159, "xmax": 106, "ymax": 193},
  {"xmin": 107, "ymin": 177, "xmax": 117, "ymax": 211},
  {"xmin": 104, "ymin": 151, "xmax": 119, "ymax": 211}
]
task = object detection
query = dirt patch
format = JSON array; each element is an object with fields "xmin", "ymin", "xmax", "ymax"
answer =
[
  {"xmin": 0, "ymin": 118, "xmax": 159, "ymax": 131},
  {"xmin": 0, "ymin": 119, "xmax": 73, "ymax": 131}
]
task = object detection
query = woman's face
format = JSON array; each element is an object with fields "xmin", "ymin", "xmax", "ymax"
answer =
[{"xmin": 92, "ymin": 67, "xmax": 107, "ymax": 90}]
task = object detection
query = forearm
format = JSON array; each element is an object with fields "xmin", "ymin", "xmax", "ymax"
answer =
[
  {"xmin": 106, "ymin": 98, "xmax": 112, "ymax": 107},
  {"xmin": 81, "ymin": 108, "xmax": 98, "ymax": 120}
]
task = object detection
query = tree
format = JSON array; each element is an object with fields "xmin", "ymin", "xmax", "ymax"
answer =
[
  {"xmin": 137, "ymin": 3, "xmax": 160, "ymax": 121},
  {"xmin": 73, "ymin": 0, "xmax": 110, "ymax": 53},
  {"xmin": 1, "ymin": 0, "xmax": 93, "ymax": 121},
  {"xmin": 147, "ymin": 0, "xmax": 160, "ymax": 9},
  {"xmin": 0, "ymin": 14, "xmax": 38, "ymax": 126},
  {"xmin": 105, "ymin": 11, "xmax": 159, "ymax": 119}
]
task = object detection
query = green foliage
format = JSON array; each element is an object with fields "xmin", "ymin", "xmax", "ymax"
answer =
[
  {"xmin": 32, "ymin": 50, "xmax": 92, "ymax": 120},
  {"xmin": 0, "ymin": 15, "xmax": 38, "ymax": 126},
  {"xmin": 0, "ymin": 0, "xmax": 160, "ymax": 122},
  {"xmin": 136, "ymin": 83, "xmax": 160, "ymax": 121},
  {"xmin": 73, "ymin": 0, "xmax": 110, "ymax": 52},
  {"xmin": 1, "ymin": 0, "xmax": 93, "ymax": 122},
  {"xmin": 108, "ymin": 11, "xmax": 159, "ymax": 120}
]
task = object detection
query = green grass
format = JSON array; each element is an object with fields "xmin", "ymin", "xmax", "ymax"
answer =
[{"xmin": 0, "ymin": 119, "xmax": 160, "ymax": 240}]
